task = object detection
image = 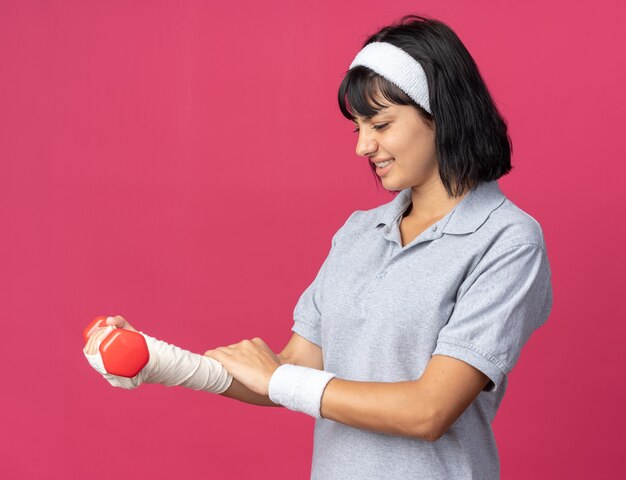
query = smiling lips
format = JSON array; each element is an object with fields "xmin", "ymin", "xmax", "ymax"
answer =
[
  {"xmin": 374, "ymin": 159, "xmax": 395, "ymax": 176},
  {"xmin": 374, "ymin": 159, "xmax": 394, "ymax": 167},
  {"xmin": 371, "ymin": 158, "xmax": 394, "ymax": 166}
]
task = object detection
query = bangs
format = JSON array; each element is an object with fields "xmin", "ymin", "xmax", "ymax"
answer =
[{"xmin": 338, "ymin": 66, "xmax": 421, "ymax": 121}]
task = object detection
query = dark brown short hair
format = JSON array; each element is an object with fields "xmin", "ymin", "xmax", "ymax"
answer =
[{"xmin": 338, "ymin": 14, "xmax": 513, "ymax": 197}]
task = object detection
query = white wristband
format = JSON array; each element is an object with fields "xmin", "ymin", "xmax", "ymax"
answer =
[
  {"xmin": 268, "ymin": 364, "xmax": 336, "ymax": 418},
  {"xmin": 83, "ymin": 330, "xmax": 233, "ymax": 394}
]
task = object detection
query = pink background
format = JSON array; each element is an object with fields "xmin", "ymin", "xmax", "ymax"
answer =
[{"xmin": 1, "ymin": 0, "xmax": 624, "ymax": 478}]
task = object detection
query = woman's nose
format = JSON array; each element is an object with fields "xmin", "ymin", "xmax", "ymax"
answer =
[{"xmin": 355, "ymin": 130, "xmax": 378, "ymax": 157}]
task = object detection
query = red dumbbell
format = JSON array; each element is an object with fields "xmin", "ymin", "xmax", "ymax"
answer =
[{"xmin": 83, "ymin": 315, "xmax": 150, "ymax": 378}]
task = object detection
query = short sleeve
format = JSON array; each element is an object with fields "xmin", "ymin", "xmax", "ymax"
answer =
[
  {"xmin": 291, "ymin": 211, "xmax": 357, "ymax": 347},
  {"xmin": 431, "ymin": 242, "xmax": 553, "ymax": 392},
  {"xmin": 291, "ymin": 260, "xmax": 329, "ymax": 347}
]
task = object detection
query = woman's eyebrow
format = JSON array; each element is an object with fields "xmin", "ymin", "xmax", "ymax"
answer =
[{"xmin": 352, "ymin": 111, "xmax": 393, "ymax": 124}]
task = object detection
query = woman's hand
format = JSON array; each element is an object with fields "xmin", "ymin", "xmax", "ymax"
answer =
[
  {"xmin": 204, "ymin": 338, "xmax": 282, "ymax": 396},
  {"xmin": 83, "ymin": 315, "xmax": 138, "ymax": 355},
  {"xmin": 103, "ymin": 314, "xmax": 138, "ymax": 332}
]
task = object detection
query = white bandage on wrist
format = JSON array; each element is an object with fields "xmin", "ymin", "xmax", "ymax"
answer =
[
  {"xmin": 268, "ymin": 364, "xmax": 336, "ymax": 418},
  {"xmin": 83, "ymin": 330, "xmax": 233, "ymax": 394},
  {"xmin": 140, "ymin": 333, "xmax": 233, "ymax": 393}
]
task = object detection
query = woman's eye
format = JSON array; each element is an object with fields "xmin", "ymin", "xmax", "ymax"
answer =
[{"xmin": 352, "ymin": 123, "xmax": 388, "ymax": 133}]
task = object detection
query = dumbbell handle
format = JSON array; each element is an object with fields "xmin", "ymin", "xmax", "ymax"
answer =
[{"xmin": 83, "ymin": 316, "xmax": 150, "ymax": 378}]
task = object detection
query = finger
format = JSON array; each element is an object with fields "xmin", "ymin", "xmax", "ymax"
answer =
[
  {"xmin": 204, "ymin": 349, "xmax": 226, "ymax": 362},
  {"xmin": 83, "ymin": 327, "xmax": 109, "ymax": 354},
  {"xmin": 84, "ymin": 318, "xmax": 107, "ymax": 340},
  {"xmin": 84, "ymin": 329, "xmax": 101, "ymax": 354},
  {"xmin": 236, "ymin": 339, "xmax": 258, "ymax": 349},
  {"xmin": 217, "ymin": 343, "xmax": 240, "ymax": 351},
  {"xmin": 106, "ymin": 315, "xmax": 137, "ymax": 332},
  {"xmin": 83, "ymin": 332, "xmax": 96, "ymax": 354},
  {"xmin": 205, "ymin": 346, "xmax": 231, "ymax": 356},
  {"xmin": 92, "ymin": 327, "xmax": 113, "ymax": 353},
  {"xmin": 105, "ymin": 316, "xmax": 122, "ymax": 328}
]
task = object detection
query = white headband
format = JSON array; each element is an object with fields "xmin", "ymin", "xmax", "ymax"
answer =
[{"xmin": 348, "ymin": 41, "xmax": 432, "ymax": 114}]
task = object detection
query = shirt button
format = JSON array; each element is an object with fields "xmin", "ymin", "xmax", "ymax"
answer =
[
  {"xmin": 376, "ymin": 271, "xmax": 387, "ymax": 278},
  {"xmin": 432, "ymin": 225, "xmax": 438, "ymax": 231}
]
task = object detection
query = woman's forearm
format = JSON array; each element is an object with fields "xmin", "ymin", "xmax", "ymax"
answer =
[
  {"xmin": 219, "ymin": 377, "xmax": 282, "ymax": 407},
  {"xmin": 318, "ymin": 354, "xmax": 490, "ymax": 442},
  {"xmin": 319, "ymin": 378, "xmax": 435, "ymax": 440}
]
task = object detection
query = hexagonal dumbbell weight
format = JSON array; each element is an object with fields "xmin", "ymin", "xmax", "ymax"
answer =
[{"xmin": 83, "ymin": 316, "xmax": 150, "ymax": 378}]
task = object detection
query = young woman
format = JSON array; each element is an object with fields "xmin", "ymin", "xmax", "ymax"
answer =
[{"xmin": 85, "ymin": 13, "xmax": 553, "ymax": 480}]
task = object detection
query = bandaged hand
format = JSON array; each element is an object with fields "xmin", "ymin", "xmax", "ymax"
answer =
[{"xmin": 83, "ymin": 316, "xmax": 233, "ymax": 394}]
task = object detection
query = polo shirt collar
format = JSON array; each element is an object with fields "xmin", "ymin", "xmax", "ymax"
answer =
[{"xmin": 373, "ymin": 180, "xmax": 506, "ymax": 235}]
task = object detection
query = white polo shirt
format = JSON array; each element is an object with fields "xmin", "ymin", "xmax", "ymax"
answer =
[{"xmin": 291, "ymin": 180, "xmax": 553, "ymax": 479}]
